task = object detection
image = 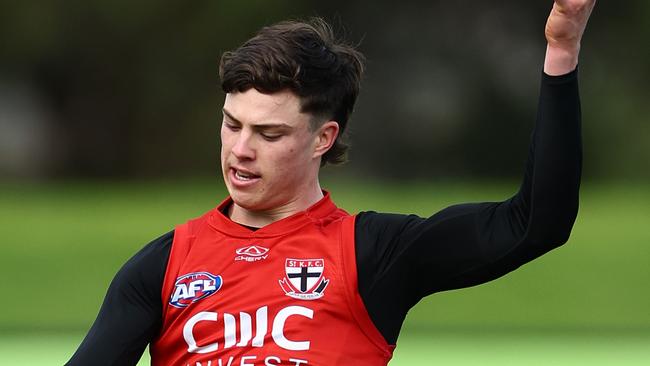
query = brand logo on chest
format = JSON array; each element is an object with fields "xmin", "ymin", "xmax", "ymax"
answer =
[
  {"xmin": 169, "ymin": 272, "xmax": 222, "ymax": 308},
  {"xmin": 279, "ymin": 258, "xmax": 329, "ymax": 300},
  {"xmin": 234, "ymin": 245, "xmax": 269, "ymax": 262}
]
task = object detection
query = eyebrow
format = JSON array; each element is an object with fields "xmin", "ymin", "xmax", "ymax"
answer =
[{"xmin": 222, "ymin": 108, "xmax": 293, "ymax": 130}]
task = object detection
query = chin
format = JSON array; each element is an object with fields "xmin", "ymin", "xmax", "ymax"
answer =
[{"xmin": 229, "ymin": 190, "xmax": 266, "ymax": 211}]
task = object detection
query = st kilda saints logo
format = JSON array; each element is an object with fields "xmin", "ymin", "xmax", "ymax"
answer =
[
  {"xmin": 278, "ymin": 258, "xmax": 329, "ymax": 300},
  {"xmin": 169, "ymin": 272, "xmax": 222, "ymax": 308}
]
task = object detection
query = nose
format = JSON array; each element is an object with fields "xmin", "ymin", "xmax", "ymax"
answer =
[{"xmin": 231, "ymin": 130, "xmax": 255, "ymax": 160}]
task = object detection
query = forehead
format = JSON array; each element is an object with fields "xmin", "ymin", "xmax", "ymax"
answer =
[{"xmin": 223, "ymin": 89, "xmax": 309, "ymax": 127}]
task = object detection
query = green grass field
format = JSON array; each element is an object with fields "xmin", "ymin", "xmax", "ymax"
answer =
[{"xmin": 1, "ymin": 179, "xmax": 649, "ymax": 364}]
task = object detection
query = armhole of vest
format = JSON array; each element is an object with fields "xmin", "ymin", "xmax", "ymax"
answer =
[
  {"xmin": 159, "ymin": 222, "xmax": 188, "ymax": 319},
  {"xmin": 339, "ymin": 215, "xmax": 396, "ymax": 357}
]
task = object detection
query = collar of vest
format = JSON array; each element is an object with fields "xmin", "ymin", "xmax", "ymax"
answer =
[{"xmin": 206, "ymin": 191, "xmax": 341, "ymax": 238}]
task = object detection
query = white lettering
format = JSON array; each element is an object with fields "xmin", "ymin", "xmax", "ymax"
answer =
[
  {"xmin": 184, "ymin": 312, "xmax": 218, "ymax": 353},
  {"xmin": 174, "ymin": 279, "xmax": 216, "ymax": 303},
  {"xmin": 289, "ymin": 359, "xmax": 308, "ymax": 366},
  {"xmin": 173, "ymin": 284, "xmax": 188, "ymax": 302},
  {"xmin": 224, "ymin": 313, "xmax": 236, "ymax": 348},
  {"xmin": 235, "ymin": 255, "xmax": 268, "ymax": 262},
  {"xmin": 264, "ymin": 356, "xmax": 281, "ymax": 366},
  {"xmin": 203, "ymin": 279, "xmax": 216, "ymax": 291},
  {"xmin": 183, "ymin": 305, "xmax": 311, "ymax": 354},
  {"xmin": 218, "ymin": 357, "xmax": 234, "ymax": 366},
  {"xmin": 251, "ymin": 306, "xmax": 267, "ymax": 347},
  {"xmin": 191, "ymin": 355, "xmax": 307, "ymax": 366},
  {"xmin": 272, "ymin": 306, "xmax": 313, "ymax": 351},
  {"xmin": 188, "ymin": 280, "xmax": 203, "ymax": 297},
  {"xmin": 240, "ymin": 356, "xmax": 256, "ymax": 366},
  {"xmin": 236, "ymin": 312, "xmax": 252, "ymax": 347}
]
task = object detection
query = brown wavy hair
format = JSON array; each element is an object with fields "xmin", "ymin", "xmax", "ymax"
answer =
[{"xmin": 219, "ymin": 18, "xmax": 365, "ymax": 166}]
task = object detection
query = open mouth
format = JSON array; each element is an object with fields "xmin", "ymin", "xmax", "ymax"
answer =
[
  {"xmin": 234, "ymin": 170, "xmax": 259, "ymax": 181},
  {"xmin": 230, "ymin": 168, "xmax": 261, "ymax": 184}
]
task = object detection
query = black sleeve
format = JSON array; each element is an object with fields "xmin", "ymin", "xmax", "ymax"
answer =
[
  {"xmin": 355, "ymin": 69, "xmax": 582, "ymax": 345},
  {"xmin": 66, "ymin": 231, "xmax": 173, "ymax": 366}
]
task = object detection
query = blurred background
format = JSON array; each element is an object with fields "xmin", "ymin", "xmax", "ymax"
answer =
[{"xmin": 1, "ymin": 1, "xmax": 648, "ymax": 365}]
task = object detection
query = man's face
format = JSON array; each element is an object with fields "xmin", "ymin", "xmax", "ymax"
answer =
[{"xmin": 220, "ymin": 88, "xmax": 321, "ymax": 213}]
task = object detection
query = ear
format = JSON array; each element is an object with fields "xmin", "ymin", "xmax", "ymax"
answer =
[{"xmin": 312, "ymin": 121, "xmax": 340, "ymax": 159}]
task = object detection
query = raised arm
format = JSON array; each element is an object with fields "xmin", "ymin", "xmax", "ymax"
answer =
[{"xmin": 355, "ymin": 0, "xmax": 595, "ymax": 345}]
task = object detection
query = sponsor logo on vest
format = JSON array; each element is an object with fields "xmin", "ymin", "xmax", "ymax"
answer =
[
  {"xmin": 183, "ymin": 305, "xmax": 313, "ymax": 353},
  {"xmin": 170, "ymin": 272, "xmax": 222, "ymax": 308},
  {"xmin": 187, "ymin": 356, "xmax": 309, "ymax": 366},
  {"xmin": 278, "ymin": 258, "xmax": 329, "ymax": 300},
  {"xmin": 235, "ymin": 245, "xmax": 269, "ymax": 262}
]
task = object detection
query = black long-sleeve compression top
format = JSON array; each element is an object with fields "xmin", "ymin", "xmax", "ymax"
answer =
[{"xmin": 67, "ymin": 69, "xmax": 581, "ymax": 365}]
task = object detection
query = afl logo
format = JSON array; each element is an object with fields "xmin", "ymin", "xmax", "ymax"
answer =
[{"xmin": 169, "ymin": 272, "xmax": 222, "ymax": 308}]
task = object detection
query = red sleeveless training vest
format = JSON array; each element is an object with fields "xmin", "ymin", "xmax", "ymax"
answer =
[{"xmin": 150, "ymin": 193, "xmax": 394, "ymax": 365}]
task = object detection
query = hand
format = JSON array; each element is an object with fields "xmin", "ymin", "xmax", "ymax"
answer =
[
  {"xmin": 543, "ymin": 0, "xmax": 596, "ymax": 75},
  {"xmin": 546, "ymin": 0, "xmax": 596, "ymax": 50}
]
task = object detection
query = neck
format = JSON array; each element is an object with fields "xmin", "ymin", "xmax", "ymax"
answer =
[{"xmin": 228, "ymin": 181, "xmax": 325, "ymax": 228}]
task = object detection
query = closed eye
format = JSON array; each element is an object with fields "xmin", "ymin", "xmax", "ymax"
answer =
[
  {"xmin": 260, "ymin": 133, "xmax": 282, "ymax": 141},
  {"xmin": 223, "ymin": 122, "xmax": 241, "ymax": 131}
]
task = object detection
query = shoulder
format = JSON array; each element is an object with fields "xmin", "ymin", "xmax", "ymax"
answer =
[
  {"xmin": 354, "ymin": 211, "xmax": 424, "ymax": 239},
  {"xmin": 353, "ymin": 211, "xmax": 425, "ymax": 262}
]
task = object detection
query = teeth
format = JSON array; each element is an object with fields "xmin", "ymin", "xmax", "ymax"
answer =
[{"xmin": 235, "ymin": 170, "xmax": 254, "ymax": 181}]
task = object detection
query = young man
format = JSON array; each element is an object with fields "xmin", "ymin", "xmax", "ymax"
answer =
[{"xmin": 67, "ymin": 1, "xmax": 596, "ymax": 365}]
